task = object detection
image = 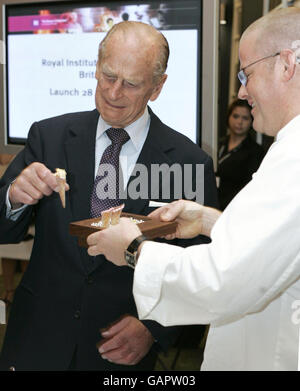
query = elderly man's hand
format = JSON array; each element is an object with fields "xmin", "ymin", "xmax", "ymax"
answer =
[
  {"xmin": 149, "ymin": 199, "xmax": 221, "ymax": 239},
  {"xmin": 97, "ymin": 315, "xmax": 154, "ymax": 365},
  {"xmin": 87, "ymin": 217, "xmax": 142, "ymax": 266},
  {"xmin": 9, "ymin": 162, "xmax": 69, "ymax": 209}
]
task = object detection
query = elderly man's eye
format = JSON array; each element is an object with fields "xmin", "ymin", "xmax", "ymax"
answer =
[
  {"xmin": 103, "ymin": 73, "xmax": 116, "ymax": 81},
  {"xmin": 125, "ymin": 80, "xmax": 137, "ymax": 88}
]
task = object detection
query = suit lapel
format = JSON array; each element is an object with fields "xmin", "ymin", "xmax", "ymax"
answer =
[
  {"xmin": 65, "ymin": 110, "xmax": 99, "ymax": 222},
  {"xmin": 64, "ymin": 110, "xmax": 100, "ymax": 273},
  {"xmin": 124, "ymin": 109, "xmax": 174, "ymax": 215}
]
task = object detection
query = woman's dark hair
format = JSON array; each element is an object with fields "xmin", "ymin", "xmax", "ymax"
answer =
[{"xmin": 226, "ymin": 99, "xmax": 253, "ymax": 128}]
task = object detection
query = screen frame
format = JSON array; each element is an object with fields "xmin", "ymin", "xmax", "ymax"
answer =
[{"xmin": 0, "ymin": 0, "xmax": 218, "ymax": 164}]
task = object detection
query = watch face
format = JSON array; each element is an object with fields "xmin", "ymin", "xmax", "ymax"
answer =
[{"xmin": 125, "ymin": 250, "xmax": 136, "ymax": 269}]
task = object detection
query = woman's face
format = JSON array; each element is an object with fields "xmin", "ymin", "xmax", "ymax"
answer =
[{"xmin": 228, "ymin": 106, "xmax": 252, "ymax": 137}]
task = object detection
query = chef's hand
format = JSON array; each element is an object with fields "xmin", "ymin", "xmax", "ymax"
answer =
[
  {"xmin": 149, "ymin": 199, "xmax": 221, "ymax": 239},
  {"xmin": 87, "ymin": 218, "xmax": 142, "ymax": 266}
]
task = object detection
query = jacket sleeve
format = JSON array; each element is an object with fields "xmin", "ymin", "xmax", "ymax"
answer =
[{"xmin": 0, "ymin": 123, "xmax": 42, "ymax": 243}]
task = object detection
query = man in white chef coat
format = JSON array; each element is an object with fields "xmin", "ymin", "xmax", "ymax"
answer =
[{"xmin": 86, "ymin": 7, "xmax": 300, "ymax": 370}]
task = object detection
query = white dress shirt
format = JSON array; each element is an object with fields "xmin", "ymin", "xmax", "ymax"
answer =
[
  {"xmin": 133, "ymin": 115, "xmax": 300, "ymax": 371},
  {"xmin": 95, "ymin": 108, "xmax": 150, "ymax": 185}
]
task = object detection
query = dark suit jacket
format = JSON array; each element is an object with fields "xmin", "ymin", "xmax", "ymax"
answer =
[{"xmin": 0, "ymin": 108, "xmax": 218, "ymax": 370}]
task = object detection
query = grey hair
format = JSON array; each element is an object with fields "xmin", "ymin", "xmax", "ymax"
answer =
[{"xmin": 97, "ymin": 21, "xmax": 169, "ymax": 84}]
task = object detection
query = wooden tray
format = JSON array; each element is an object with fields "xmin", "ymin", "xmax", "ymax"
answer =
[{"xmin": 69, "ymin": 212, "xmax": 177, "ymax": 247}]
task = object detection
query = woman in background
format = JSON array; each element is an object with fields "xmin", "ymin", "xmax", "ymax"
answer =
[{"xmin": 216, "ymin": 99, "xmax": 265, "ymax": 210}]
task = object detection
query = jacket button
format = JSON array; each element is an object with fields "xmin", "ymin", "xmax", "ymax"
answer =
[{"xmin": 74, "ymin": 310, "xmax": 81, "ymax": 319}]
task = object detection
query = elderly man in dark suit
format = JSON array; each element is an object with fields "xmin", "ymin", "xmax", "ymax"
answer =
[{"xmin": 0, "ymin": 21, "xmax": 218, "ymax": 370}]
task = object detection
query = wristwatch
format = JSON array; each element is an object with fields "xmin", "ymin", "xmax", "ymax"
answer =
[{"xmin": 124, "ymin": 235, "xmax": 148, "ymax": 269}]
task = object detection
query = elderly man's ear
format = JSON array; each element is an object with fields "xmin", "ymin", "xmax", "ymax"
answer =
[{"xmin": 150, "ymin": 74, "xmax": 168, "ymax": 102}]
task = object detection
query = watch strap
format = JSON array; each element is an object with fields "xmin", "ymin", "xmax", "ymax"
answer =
[
  {"xmin": 125, "ymin": 234, "xmax": 148, "ymax": 269},
  {"xmin": 127, "ymin": 234, "xmax": 148, "ymax": 254}
]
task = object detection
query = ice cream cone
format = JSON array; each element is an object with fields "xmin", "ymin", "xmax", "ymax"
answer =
[{"xmin": 55, "ymin": 168, "xmax": 66, "ymax": 208}]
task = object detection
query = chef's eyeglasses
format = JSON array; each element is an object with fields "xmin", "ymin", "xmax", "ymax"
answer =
[
  {"xmin": 238, "ymin": 50, "xmax": 300, "ymax": 86},
  {"xmin": 238, "ymin": 52, "xmax": 280, "ymax": 86}
]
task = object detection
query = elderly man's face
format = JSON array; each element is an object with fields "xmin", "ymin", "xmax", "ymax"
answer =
[
  {"xmin": 238, "ymin": 32, "xmax": 280, "ymax": 137},
  {"xmin": 95, "ymin": 34, "xmax": 166, "ymax": 128}
]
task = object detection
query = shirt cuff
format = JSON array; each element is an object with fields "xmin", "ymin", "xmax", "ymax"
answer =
[
  {"xmin": 133, "ymin": 241, "xmax": 184, "ymax": 322},
  {"xmin": 5, "ymin": 184, "xmax": 27, "ymax": 220}
]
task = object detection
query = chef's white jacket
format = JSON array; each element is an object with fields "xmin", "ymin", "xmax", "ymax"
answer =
[{"xmin": 133, "ymin": 115, "xmax": 300, "ymax": 371}]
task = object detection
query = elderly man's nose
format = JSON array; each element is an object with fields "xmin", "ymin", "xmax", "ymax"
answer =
[{"xmin": 109, "ymin": 81, "xmax": 123, "ymax": 100}]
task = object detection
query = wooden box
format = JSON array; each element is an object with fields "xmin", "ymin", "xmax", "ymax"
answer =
[{"xmin": 69, "ymin": 212, "xmax": 177, "ymax": 247}]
